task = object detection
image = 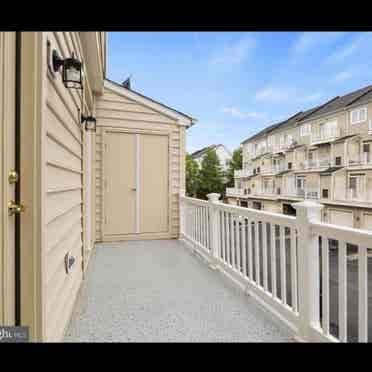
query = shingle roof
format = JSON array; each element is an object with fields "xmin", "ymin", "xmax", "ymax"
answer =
[
  {"xmin": 240, "ymin": 83, "xmax": 372, "ymax": 145},
  {"xmin": 300, "ymin": 84, "xmax": 372, "ymax": 122},
  {"xmin": 190, "ymin": 144, "xmax": 222, "ymax": 158},
  {"xmin": 320, "ymin": 166, "xmax": 344, "ymax": 175}
]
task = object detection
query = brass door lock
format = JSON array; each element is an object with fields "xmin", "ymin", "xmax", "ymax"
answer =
[
  {"xmin": 8, "ymin": 170, "xmax": 19, "ymax": 184},
  {"xmin": 8, "ymin": 201, "xmax": 25, "ymax": 216}
]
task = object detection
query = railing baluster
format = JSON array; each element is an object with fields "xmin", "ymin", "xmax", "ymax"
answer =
[
  {"xmin": 221, "ymin": 211, "xmax": 225, "ymax": 261},
  {"xmin": 280, "ymin": 225, "xmax": 287, "ymax": 304},
  {"xmin": 226, "ymin": 212, "xmax": 231, "ymax": 266},
  {"xmin": 255, "ymin": 220, "xmax": 260, "ymax": 286},
  {"xmin": 358, "ymin": 245, "xmax": 368, "ymax": 342},
  {"xmin": 248, "ymin": 219, "xmax": 253, "ymax": 281},
  {"xmin": 231, "ymin": 214, "xmax": 235, "ymax": 269},
  {"xmin": 321, "ymin": 236, "xmax": 329, "ymax": 335},
  {"xmin": 338, "ymin": 240, "xmax": 347, "ymax": 342},
  {"xmin": 262, "ymin": 221, "xmax": 268, "ymax": 291},
  {"xmin": 242, "ymin": 217, "xmax": 247, "ymax": 277},
  {"xmin": 290, "ymin": 227, "xmax": 298, "ymax": 312},
  {"xmin": 271, "ymin": 223, "xmax": 277, "ymax": 298},
  {"xmin": 236, "ymin": 216, "xmax": 241, "ymax": 272}
]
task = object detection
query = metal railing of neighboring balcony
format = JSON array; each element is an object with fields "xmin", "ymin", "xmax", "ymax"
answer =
[{"xmin": 180, "ymin": 194, "xmax": 372, "ymax": 343}]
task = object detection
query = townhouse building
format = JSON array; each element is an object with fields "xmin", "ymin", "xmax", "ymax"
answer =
[
  {"xmin": 226, "ymin": 84, "xmax": 372, "ymax": 230},
  {"xmin": 190, "ymin": 144, "xmax": 232, "ymax": 172}
]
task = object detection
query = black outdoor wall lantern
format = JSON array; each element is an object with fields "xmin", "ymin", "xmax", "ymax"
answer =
[
  {"xmin": 52, "ymin": 50, "xmax": 83, "ymax": 89},
  {"xmin": 81, "ymin": 114, "xmax": 97, "ymax": 132}
]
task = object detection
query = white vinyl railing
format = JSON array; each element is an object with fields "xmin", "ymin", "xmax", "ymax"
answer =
[
  {"xmin": 226, "ymin": 188, "xmax": 246, "ymax": 197},
  {"xmin": 180, "ymin": 194, "xmax": 372, "ymax": 342}
]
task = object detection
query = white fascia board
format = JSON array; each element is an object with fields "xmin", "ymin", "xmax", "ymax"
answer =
[{"xmin": 104, "ymin": 80, "xmax": 196, "ymax": 127}]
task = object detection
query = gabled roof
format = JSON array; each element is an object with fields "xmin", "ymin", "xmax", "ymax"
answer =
[
  {"xmin": 104, "ymin": 78, "xmax": 197, "ymax": 127},
  {"xmin": 298, "ymin": 84, "xmax": 372, "ymax": 123},
  {"xmin": 190, "ymin": 144, "xmax": 231, "ymax": 159},
  {"xmin": 241, "ymin": 111, "xmax": 304, "ymax": 144},
  {"xmin": 240, "ymin": 83, "xmax": 372, "ymax": 145}
]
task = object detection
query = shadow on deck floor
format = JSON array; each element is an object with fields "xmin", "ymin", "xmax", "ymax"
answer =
[{"xmin": 64, "ymin": 239, "xmax": 293, "ymax": 342}]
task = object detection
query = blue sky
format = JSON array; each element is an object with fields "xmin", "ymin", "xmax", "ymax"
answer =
[{"xmin": 107, "ymin": 32, "xmax": 372, "ymax": 154}]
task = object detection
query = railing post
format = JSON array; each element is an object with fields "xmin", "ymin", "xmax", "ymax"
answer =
[
  {"xmin": 207, "ymin": 193, "xmax": 221, "ymax": 267},
  {"xmin": 179, "ymin": 189, "xmax": 186, "ymax": 239},
  {"xmin": 292, "ymin": 200, "xmax": 324, "ymax": 342}
]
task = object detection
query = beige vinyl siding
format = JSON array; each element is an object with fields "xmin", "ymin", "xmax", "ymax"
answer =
[
  {"xmin": 320, "ymin": 175, "xmax": 331, "ymax": 196},
  {"xmin": 43, "ymin": 32, "xmax": 93, "ymax": 342},
  {"xmin": 306, "ymin": 173, "xmax": 319, "ymax": 189},
  {"xmin": 333, "ymin": 142, "xmax": 345, "ymax": 163},
  {"xmin": 348, "ymin": 140, "xmax": 360, "ymax": 163},
  {"xmin": 95, "ymin": 86, "xmax": 183, "ymax": 241},
  {"xmin": 333, "ymin": 169, "xmax": 346, "ymax": 201},
  {"xmin": 295, "ymin": 148, "xmax": 306, "ymax": 168}
]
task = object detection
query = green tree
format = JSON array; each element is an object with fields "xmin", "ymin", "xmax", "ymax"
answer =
[
  {"xmin": 226, "ymin": 147, "xmax": 242, "ymax": 188},
  {"xmin": 185, "ymin": 154, "xmax": 200, "ymax": 197},
  {"xmin": 198, "ymin": 149, "xmax": 224, "ymax": 199}
]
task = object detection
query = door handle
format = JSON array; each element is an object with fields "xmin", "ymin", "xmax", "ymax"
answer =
[
  {"xmin": 8, "ymin": 200, "xmax": 25, "ymax": 216},
  {"xmin": 131, "ymin": 188, "xmax": 137, "ymax": 191}
]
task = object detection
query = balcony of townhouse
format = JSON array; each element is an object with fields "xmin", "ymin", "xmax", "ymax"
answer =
[
  {"xmin": 305, "ymin": 187, "xmax": 320, "ymax": 200},
  {"xmin": 260, "ymin": 164, "xmax": 275, "ymax": 175},
  {"xmin": 348, "ymin": 152, "xmax": 372, "ymax": 168},
  {"xmin": 310, "ymin": 126, "xmax": 342, "ymax": 146},
  {"xmin": 234, "ymin": 169, "xmax": 254, "ymax": 178},
  {"xmin": 301, "ymin": 157, "xmax": 331, "ymax": 171},
  {"xmin": 226, "ymin": 187, "xmax": 247, "ymax": 198},
  {"xmin": 65, "ymin": 193, "xmax": 372, "ymax": 343},
  {"xmin": 343, "ymin": 188, "xmax": 372, "ymax": 203}
]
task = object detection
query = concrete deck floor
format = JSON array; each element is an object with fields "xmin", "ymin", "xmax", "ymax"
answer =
[{"xmin": 64, "ymin": 240, "xmax": 293, "ymax": 342}]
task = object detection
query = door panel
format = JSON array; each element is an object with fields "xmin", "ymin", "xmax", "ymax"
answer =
[
  {"xmin": 104, "ymin": 132, "xmax": 136, "ymax": 235},
  {"xmin": 140, "ymin": 134, "xmax": 169, "ymax": 233}
]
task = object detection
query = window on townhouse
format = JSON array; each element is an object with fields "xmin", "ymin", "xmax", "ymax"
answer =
[
  {"xmin": 335, "ymin": 156, "xmax": 342, "ymax": 166},
  {"xmin": 300, "ymin": 123, "xmax": 311, "ymax": 136},
  {"xmin": 268, "ymin": 135, "xmax": 275, "ymax": 148},
  {"xmin": 288, "ymin": 162, "xmax": 292, "ymax": 170},
  {"xmin": 322, "ymin": 189, "xmax": 329, "ymax": 198},
  {"xmin": 349, "ymin": 175, "xmax": 360, "ymax": 198},
  {"xmin": 350, "ymin": 107, "xmax": 367, "ymax": 125},
  {"xmin": 363, "ymin": 143, "xmax": 371, "ymax": 163}
]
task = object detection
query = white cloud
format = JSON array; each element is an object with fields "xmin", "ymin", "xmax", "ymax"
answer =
[
  {"xmin": 326, "ymin": 32, "xmax": 372, "ymax": 64},
  {"xmin": 210, "ymin": 37, "xmax": 256, "ymax": 66},
  {"xmin": 291, "ymin": 32, "xmax": 345, "ymax": 60},
  {"xmin": 255, "ymin": 86, "xmax": 290, "ymax": 103},
  {"xmin": 222, "ymin": 106, "xmax": 264, "ymax": 119},
  {"xmin": 333, "ymin": 70, "xmax": 354, "ymax": 83}
]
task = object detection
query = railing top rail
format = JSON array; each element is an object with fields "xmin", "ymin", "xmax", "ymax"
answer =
[
  {"xmin": 181, "ymin": 196, "xmax": 209, "ymax": 207},
  {"xmin": 311, "ymin": 221, "xmax": 372, "ymax": 247},
  {"xmin": 182, "ymin": 196, "xmax": 296, "ymax": 225}
]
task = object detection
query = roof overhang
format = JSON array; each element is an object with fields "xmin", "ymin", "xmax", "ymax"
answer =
[
  {"xmin": 80, "ymin": 32, "xmax": 105, "ymax": 95},
  {"xmin": 104, "ymin": 79, "xmax": 196, "ymax": 127}
]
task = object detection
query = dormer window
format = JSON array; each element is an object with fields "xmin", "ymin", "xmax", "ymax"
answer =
[{"xmin": 350, "ymin": 107, "xmax": 367, "ymax": 125}]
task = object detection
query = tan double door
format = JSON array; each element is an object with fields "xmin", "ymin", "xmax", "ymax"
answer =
[{"xmin": 103, "ymin": 130, "xmax": 169, "ymax": 239}]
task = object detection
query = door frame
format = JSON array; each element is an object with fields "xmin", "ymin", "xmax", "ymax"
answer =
[
  {"xmin": 0, "ymin": 32, "xmax": 16, "ymax": 326},
  {"xmin": 18, "ymin": 32, "xmax": 46, "ymax": 341},
  {"xmin": 101, "ymin": 126, "xmax": 172, "ymax": 241}
]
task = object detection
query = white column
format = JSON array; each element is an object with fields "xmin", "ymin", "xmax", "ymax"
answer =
[
  {"xmin": 207, "ymin": 193, "xmax": 221, "ymax": 267},
  {"xmin": 292, "ymin": 200, "xmax": 324, "ymax": 342}
]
